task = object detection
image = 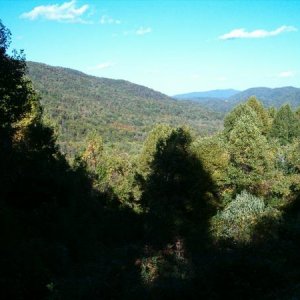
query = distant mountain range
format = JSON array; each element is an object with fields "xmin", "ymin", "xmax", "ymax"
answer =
[
  {"xmin": 173, "ymin": 87, "xmax": 300, "ymax": 112},
  {"xmin": 174, "ymin": 89, "xmax": 240, "ymax": 99},
  {"xmin": 27, "ymin": 62, "xmax": 223, "ymax": 155}
]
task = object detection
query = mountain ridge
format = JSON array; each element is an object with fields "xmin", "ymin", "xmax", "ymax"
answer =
[
  {"xmin": 174, "ymin": 86, "xmax": 300, "ymax": 112},
  {"xmin": 26, "ymin": 61, "xmax": 223, "ymax": 155},
  {"xmin": 174, "ymin": 89, "xmax": 240, "ymax": 100}
]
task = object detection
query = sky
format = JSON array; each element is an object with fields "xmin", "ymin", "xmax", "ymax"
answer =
[{"xmin": 1, "ymin": 0, "xmax": 300, "ymax": 95}]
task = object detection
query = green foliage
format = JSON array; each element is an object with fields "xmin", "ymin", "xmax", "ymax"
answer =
[
  {"xmin": 269, "ymin": 104, "xmax": 300, "ymax": 145},
  {"xmin": 224, "ymin": 97, "xmax": 271, "ymax": 139},
  {"xmin": 246, "ymin": 96, "xmax": 271, "ymax": 135},
  {"xmin": 191, "ymin": 135, "xmax": 230, "ymax": 189},
  {"xmin": 138, "ymin": 124, "xmax": 174, "ymax": 176},
  {"xmin": 4, "ymin": 20, "xmax": 300, "ymax": 300},
  {"xmin": 229, "ymin": 87, "xmax": 300, "ymax": 110},
  {"xmin": 27, "ymin": 61, "xmax": 223, "ymax": 157},
  {"xmin": 224, "ymin": 102, "xmax": 262, "ymax": 138},
  {"xmin": 211, "ymin": 191, "xmax": 281, "ymax": 243},
  {"xmin": 227, "ymin": 112, "xmax": 274, "ymax": 195},
  {"xmin": 138, "ymin": 125, "xmax": 216, "ymax": 248}
]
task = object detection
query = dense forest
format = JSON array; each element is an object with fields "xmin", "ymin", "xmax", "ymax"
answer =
[
  {"xmin": 2, "ymin": 21, "xmax": 300, "ymax": 299},
  {"xmin": 27, "ymin": 61, "xmax": 223, "ymax": 156}
]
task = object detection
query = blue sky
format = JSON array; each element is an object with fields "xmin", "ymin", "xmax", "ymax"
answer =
[{"xmin": 1, "ymin": 0, "xmax": 300, "ymax": 95}]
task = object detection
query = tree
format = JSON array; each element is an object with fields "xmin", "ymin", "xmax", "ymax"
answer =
[
  {"xmin": 0, "ymin": 20, "xmax": 34, "ymax": 135},
  {"xmin": 211, "ymin": 191, "xmax": 281, "ymax": 244},
  {"xmin": 269, "ymin": 104, "xmax": 300, "ymax": 145},
  {"xmin": 223, "ymin": 102, "xmax": 262, "ymax": 139},
  {"xmin": 227, "ymin": 113, "xmax": 274, "ymax": 196},
  {"xmin": 246, "ymin": 96, "xmax": 271, "ymax": 135},
  {"xmin": 191, "ymin": 135, "xmax": 230, "ymax": 193},
  {"xmin": 138, "ymin": 125, "xmax": 216, "ymax": 247},
  {"xmin": 82, "ymin": 131, "xmax": 104, "ymax": 173}
]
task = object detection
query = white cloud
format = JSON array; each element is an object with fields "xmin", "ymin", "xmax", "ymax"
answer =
[
  {"xmin": 219, "ymin": 25, "xmax": 297, "ymax": 40},
  {"xmin": 88, "ymin": 62, "xmax": 115, "ymax": 71},
  {"xmin": 20, "ymin": 0, "xmax": 89, "ymax": 23},
  {"xmin": 136, "ymin": 27, "xmax": 152, "ymax": 35},
  {"xmin": 100, "ymin": 15, "xmax": 121, "ymax": 25},
  {"xmin": 278, "ymin": 71, "xmax": 295, "ymax": 78},
  {"xmin": 123, "ymin": 27, "xmax": 152, "ymax": 36}
]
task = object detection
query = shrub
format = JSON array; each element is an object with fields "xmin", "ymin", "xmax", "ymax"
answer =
[{"xmin": 211, "ymin": 191, "xmax": 281, "ymax": 244}]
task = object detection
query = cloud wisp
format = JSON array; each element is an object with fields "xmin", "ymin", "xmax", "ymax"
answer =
[
  {"xmin": 135, "ymin": 27, "xmax": 152, "ymax": 35},
  {"xmin": 100, "ymin": 15, "xmax": 121, "ymax": 25},
  {"xmin": 123, "ymin": 26, "xmax": 152, "ymax": 36},
  {"xmin": 88, "ymin": 62, "xmax": 115, "ymax": 71},
  {"xmin": 278, "ymin": 71, "xmax": 295, "ymax": 78},
  {"xmin": 20, "ymin": 0, "xmax": 89, "ymax": 23},
  {"xmin": 219, "ymin": 25, "xmax": 297, "ymax": 40}
]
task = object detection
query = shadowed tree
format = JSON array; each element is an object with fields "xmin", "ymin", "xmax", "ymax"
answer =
[{"xmin": 138, "ymin": 125, "xmax": 217, "ymax": 251}]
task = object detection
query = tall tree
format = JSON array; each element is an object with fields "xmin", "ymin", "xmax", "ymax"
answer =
[
  {"xmin": 0, "ymin": 21, "xmax": 34, "ymax": 136},
  {"xmin": 223, "ymin": 102, "xmax": 262, "ymax": 139},
  {"xmin": 227, "ymin": 113, "xmax": 274, "ymax": 196},
  {"xmin": 269, "ymin": 104, "xmax": 300, "ymax": 145},
  {"xmin": 246, "ymin": 96, "xmax": 271, "ymax": 135},
  {"xmin": 138, "ymin": 125, "xmax": 216, "ymax": 247},
  {"xmin": 192, "ymin": 135, "xmax": 230, "ymax": 193}
]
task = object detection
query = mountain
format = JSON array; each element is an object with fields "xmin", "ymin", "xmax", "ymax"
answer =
[
  {"xmin": 174, "ymin": 89, "xmax": 240, "ymax": 100},
  {"xmin": 229, "ymin": 86, "xmax": 300, "ymax": 108},
  {"xmin": 26, "ymin": 62, "xmax": 223, "ymax": 155},
  {"xmin": 174, "ymin": 86, "xmax": 300, "ymax": 112}
]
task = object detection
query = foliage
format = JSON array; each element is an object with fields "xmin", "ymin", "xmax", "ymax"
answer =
[
  {"xmin": 191, "ymin": 135, "xmax": 230, "ymax": 189},
  {"xmin": 177, "ymin": 86, "xmax": 300, "ymax": 113},
  {"xmin": 27, "ymin": 61, "xmax": 223, "ymax": 157},
  {"xmin": 227, "ymin": 113, "xmax": 273, "ymax": 194},
  {"xmin": 138, "ymin": 125, "xmax": 217, "ymax": 249},
  {"xmin": 211, "ymin": 191, "xmax": 281, "ymax": 243},
  {"xmin": 3, "ymin": 20, "xmax": 300, "ymax": 300},
  {"xmin": 269, "ymin": 104, "xmax": 300, "ymax": 145},
  {"xmin": 223, "ymin": 102, "xmax": 262, "ymax": 138},
  {"xmin": 246, "ymin": 96, "xmax": 271, "ymax": 135}
]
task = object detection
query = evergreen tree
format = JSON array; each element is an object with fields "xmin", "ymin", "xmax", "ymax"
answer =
[
  {"xmin": 227, "ymin": 113, "xmax": 274, "ymax": 195},
  {"xmin": 269, "ymin": 104, "xmax": 300, "ymax": 145},
  {"xmin": 138, "ymin": 125, "xmax": 216, "ymax": 247}
]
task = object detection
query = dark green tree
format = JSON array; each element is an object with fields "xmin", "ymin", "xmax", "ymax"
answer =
[
  {"xmin": 138, "ymin": 125, "xmax": 216, "ymax": 247},
  {"xmin": 0, "ymin": 21, "xmax": 35, "ymax": 138},
  {"xmin": 269, "ymin": 104, "xmax": 300, "ymax": 145}
]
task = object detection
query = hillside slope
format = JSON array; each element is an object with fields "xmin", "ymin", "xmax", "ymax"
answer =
[
  {"xmin": 229, "ymin": 86, "xmax": 300, "ymax": 108},
  {"xmin": 175, "ymin": 86, "xmax": 300, "ymax": 112},
  {"xmin": 27, "ymin": 62, "xmax": 223, "ymax": 155}
]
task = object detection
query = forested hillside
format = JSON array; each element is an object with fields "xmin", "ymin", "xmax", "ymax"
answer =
[
  {"xmin": 175, "ymin": 86, "xmax": 300, "ymax": 113},
  {"xmin": 2, "ymin": 21, "xmax": 300, "ymax": 300},
  {"xmin": 27, "ymin": 62, "xmax": 222, "ymax": 155}
]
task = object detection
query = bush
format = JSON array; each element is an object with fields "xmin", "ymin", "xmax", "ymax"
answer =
[{"xmin": 211, "ymin": 191, "xmax": 281, "ymax": 244}]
